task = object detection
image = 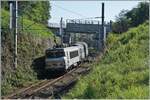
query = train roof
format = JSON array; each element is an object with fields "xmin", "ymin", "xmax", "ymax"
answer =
[
  {"xmin": 46, "ymin": 46, "xmax": 79, "ymax": 51},
  {"xmin": 75, "ymin": 42, "xmax": 88, "ymax": 45},
  {"xmin": 64, "ymin": 46, "xmax": 79, "ymax": 51},
  {"xmin": 46, "ymin": 48, "xmax": 63, "ymax": 51}
]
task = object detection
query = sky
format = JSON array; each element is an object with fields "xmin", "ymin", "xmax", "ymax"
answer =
[{"xmin": 48, "ymin": 1, "xmax": 142, "ymax": 24}]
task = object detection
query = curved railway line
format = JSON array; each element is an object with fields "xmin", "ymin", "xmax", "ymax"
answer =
[
  {"xmin": 3, "ymin": 52, "xmax": 102, "ymax": 99},
  {"xmin": 3, "ymin": 65, "xmax": 91, "ymax": 99}
]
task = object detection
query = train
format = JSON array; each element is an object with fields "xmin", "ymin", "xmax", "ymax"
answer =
[{"xmin": 45, "ymin": 42, "xmax": 88, "ymax": 71}]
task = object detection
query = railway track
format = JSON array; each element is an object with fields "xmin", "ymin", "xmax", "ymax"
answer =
[{"xmin": 3, "ymin": 65, "xmax": 91, "ymax": 99}]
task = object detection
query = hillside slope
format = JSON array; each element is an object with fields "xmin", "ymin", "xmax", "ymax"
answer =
[
  {"xmin": 1, "ymin": 9, "xmax": 58, "ymax": 96},
  {"xmin": 64, "ymin": 21, "xmax": 149, "ymax": 99}
]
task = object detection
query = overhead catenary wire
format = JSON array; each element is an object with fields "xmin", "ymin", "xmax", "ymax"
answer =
[
  {"xmin": 53, "ymin": 4, "xmax": 86, "ymax": 18},
  {"xmin": 52, "ymin": 4, "xmax": 102, "ymax": 20},
  {"xmin": 2, "ymin": 3, "xmax": 103, "ymax": 31},
  {"xmin": 69, "ymin": 17, "xmax": 102, "ymax": 21}
]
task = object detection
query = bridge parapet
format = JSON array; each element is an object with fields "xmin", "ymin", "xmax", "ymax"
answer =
[
  {"xmin": 66, "ymin": 19, "xmax": 100, "ymax": 25},
  {"xmin": 48, "ymin": 22, "xmax": 66, "ymax": 28}
]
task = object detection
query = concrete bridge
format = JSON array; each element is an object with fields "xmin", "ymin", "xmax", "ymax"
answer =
[
  {"xmin": 48, "ymin": 22, "xmax": 66, "ymax": 36},
  {"xmin": 48, "ymin": 19, "xmax": 111, "ymax": 35},
  {"xmin": 48, "ymin": 19, "xmax": 112, "ymax": 49}
]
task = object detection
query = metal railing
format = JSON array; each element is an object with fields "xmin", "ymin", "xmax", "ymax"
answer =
[
  {"xmin": 48, "ymin": 22, "xmax": 66, "ymax": 28},
  {"xmin": 66, "ymin": 19, "xmax": 101, "ymax": 25}
]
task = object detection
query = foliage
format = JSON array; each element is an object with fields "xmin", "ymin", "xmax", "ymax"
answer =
[
  {"xmin": 63, "ymin": 21, "xmax": 149, "ymax": 99},
  {"xmin": 2, "ymin": 64, "xmax": 38, "ymax": 95},
  {"xmin": 1, "ymin": 9, "xmax": 55, "ymax": 96},
  {"xmin": 112, "ymin": 2, "xmax": 149, "ymax": 33},
  {"xmin": 1, "ymin": 9, "xmax": 53, "ymax": 38},
  {"xmin": 112, "ymin": 10, "xmax": 130, "ymax": 33},
  {"xmin": 1, "ymin": 1, "xmax": 50, "ymax": 24},
  {"xmin": 125, "ymin": 2, "xmax": 149, "ymax": 27}
]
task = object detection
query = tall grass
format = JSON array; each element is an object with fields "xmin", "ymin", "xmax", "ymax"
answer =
[
  {"xmin": 1, "ymin": 9, "xmax": 53, "ymax": 38},
  {"xmin": 64, "ymin": 21, "xmax": 149, "ymax": 99},
  {"xmin": 1, "ymin": 9, "xmax": 55, "ymax": 96}
]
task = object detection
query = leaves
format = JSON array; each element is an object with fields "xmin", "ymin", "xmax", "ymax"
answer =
[
  {"xmin": 2, "ymin": 1, "xmax": 50, "ymax": 24},
  {"xmin": 63, "ymin": 21, "xmax": 149, "ymax": 99},
  {"xmin": 112, "ymin": 2, "xmax": 149, "ymax": 33}
]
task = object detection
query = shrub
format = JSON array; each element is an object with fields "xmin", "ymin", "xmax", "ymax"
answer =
[{"xmin": 63, "ymin": 21, "xmax": 149, "ymax": 99}]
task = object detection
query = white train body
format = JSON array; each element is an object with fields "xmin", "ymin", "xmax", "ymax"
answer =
[
  {"xmin": 73, "ymin": 43, "xmax": 85, "ymax": 60},
  {"xmin": 45, "ymin": 42, "xmax": 88, "ymax": 70},
  {"xmin": 75, "ymin": 42, "xmax": 88, "ymax": 58}
]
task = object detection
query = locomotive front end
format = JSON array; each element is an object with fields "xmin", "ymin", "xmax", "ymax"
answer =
[{"xmin": 45, "ymin": 49, "xmax": 66, "ymax": 70}]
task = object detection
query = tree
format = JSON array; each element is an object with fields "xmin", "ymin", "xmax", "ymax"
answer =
[
  {"xmin": 112, "ymin": 2, "xmax": 149, "ymax": 33},
  {"xmin": 112, "ymin": 10, "xmax": 130, "ymax": 33},
  {"xmin": 125, "ymin": 2, "xmax": 149, "ymax": 27},
  {"xmin": 2, "ymin": 1, "xmax": 51, "ymax": 25}
]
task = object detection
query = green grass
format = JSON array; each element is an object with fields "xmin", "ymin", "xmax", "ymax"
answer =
[
  {"xmin": 1, "ymin": 9, "xmax": 56, "ymax": 96},
  {"xmin": 1, "ymin": 9, "xmax": 54, "ymax": 38},
  {"xmin": 63, "ymin": 21, "xmax": 149, "ymax": 99},
  {"xmin": 1, "ymin": 64, "xmax": 38, "ymax": 96}
]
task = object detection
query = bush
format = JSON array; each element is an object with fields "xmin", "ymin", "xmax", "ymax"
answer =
[
  {"xmin": 1, "ymin": 9, "xmax": 53, "ymax": 38},
  {"xmin": 63, "ymin": 21, "xmax": 149, "ymax": 99},
  {"xmin": 1, "ymin": 9, "xmax": 55, "ymax": 96}
]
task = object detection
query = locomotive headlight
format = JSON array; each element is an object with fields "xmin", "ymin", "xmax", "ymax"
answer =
[
  {"xmin": 60, "ymin": 62, "xmax": 64, "ymax": 66},
  {"xmin": 60, "ymin": 63, "xmax": 62, "ymax": 66},
  {"xmin": 63, "ymin": 57, "xmax": 67, "ymax": 64}
]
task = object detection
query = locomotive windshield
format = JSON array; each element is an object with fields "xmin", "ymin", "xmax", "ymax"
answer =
[{"xmin": 46, "ymin": 49, "xmax": 65, "ymax": 58}]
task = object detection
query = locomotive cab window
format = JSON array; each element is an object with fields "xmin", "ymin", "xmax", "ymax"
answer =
[
  {"xmin": 70, "ymin": 50, "xmax": 79, "ymax": 59},
  {"xmin": 46, "ymin": 50, "xmax": 65, "ymax": 58}
]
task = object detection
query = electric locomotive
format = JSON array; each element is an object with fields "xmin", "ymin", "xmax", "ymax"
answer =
[{"xmin": 45, "ymin": 42, "xmax": 88, "ymax": 71}]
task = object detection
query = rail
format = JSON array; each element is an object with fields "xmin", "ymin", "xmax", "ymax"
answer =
[{"xmin": 3, "ymin": 66, "xmax": 90, "ymax": 99}]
